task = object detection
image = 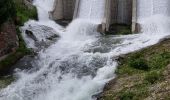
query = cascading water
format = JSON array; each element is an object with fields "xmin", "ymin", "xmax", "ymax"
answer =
[
  {"xmin": 137, "ymin": 0, "xmax": 170, "ymax": 33},
  {"xmin": 1, "ymin": 0, "xmax": 170, "ymax": 100},
  {"xmin": 77, "ymin": 0, "xmax": 105, "ymax": 23}
]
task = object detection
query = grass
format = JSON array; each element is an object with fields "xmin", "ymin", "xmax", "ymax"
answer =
[
  {"xmin": 117, "ymin": 45, "xmax": 170, "ymax": 76},
  {"xmin": 144, "ymin": 70, "xmax": 163, "ymax": 84},
  {"xmin": 100, "ymin": 39, "xmax": 170, "ymax": 100}
]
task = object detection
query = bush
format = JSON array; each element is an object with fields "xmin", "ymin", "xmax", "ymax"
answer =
[
  {"xmin": 144, "ymin": 71, "xmax": 162, "ymax": 84},
  {"xmin": 14, "ymin": 0, "xmax": 37, "ymax": 25},
  {"xmin": 0, "ymin": 0, "xmax": 16, "ymax": 25},
  {"xmin": 119, "ymin": 92, "xmax": 134, "ymax": 100},
  {"xmin": 129, "ymin": 58, "xmax": 149, "ymax": 71}
]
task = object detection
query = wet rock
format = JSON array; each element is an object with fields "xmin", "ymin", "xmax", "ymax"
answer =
[
  {"xmin": 25, "ymin": 30, "xmax": 37, "ymax": 41},
  {"xmin": 23, "ymin": 23, "xmax": 60, "ymax": 51},
  {"xmin": 0, "ymin": 20, "xmax": 18, "ymax": 58}
]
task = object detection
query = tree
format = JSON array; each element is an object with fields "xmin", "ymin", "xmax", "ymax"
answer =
[{"xmin": 0, "ymin": 0, "xmax": 16, "ymax": 25}]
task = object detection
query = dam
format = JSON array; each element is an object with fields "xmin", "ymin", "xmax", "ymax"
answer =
[
  {"xmin": 50, "ymin": 0, "xmax": 134, "ymax": 33},
  {"xmin": 0, "ymin": 0, "xmax": 170, "ymax": 100},
  {"xmin": 50, "ymin": 0, "xmax": 170, "ymax": 33}
]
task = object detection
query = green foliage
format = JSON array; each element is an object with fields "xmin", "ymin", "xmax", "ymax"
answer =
[
  {"xmin": 148, "ymin": 52, "xmax": 170, "ymax": 70},
  {"xmin": 144, "ymin": 71, "xmax": 162, "ymax": 84},
  {"xmin": 14, "ymin": 0, "xmax": 37, "ymax": 25},
  {"xmin": 0, "ymin": 0, "xmax": 37, "ymax": 26},
  {"xmin": 0, "ymin": 76, "xmax": 14, "ymax": 88},
  {"xmin": 106, "ymin": 24, "xmax": 132, "ymax": 35},
  {"xmin": 111, "ymin": 41, "xmax": 170, "ymax": 99},
  {"xmin": 0, "ymin": 0, "xmax": 16, "ymax": 25},
  {"xmin": 128, "ymin": 58, "xmax": 149, "ymax": 71},
  {"xmin": 119, "ymin": 92, "xmax": 134, "ymax": 100},
  {"xmin": 0, "ymin": 0, "xmax": 37, "ymax": 76},
  {"xmin": 118, "ymin": 29, "xmax": 131, "ymax": 35}
]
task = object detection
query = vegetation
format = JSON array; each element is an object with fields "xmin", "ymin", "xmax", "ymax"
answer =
[
  {"xmin": 144, "ymin": 70, "xmax": 163, "ymax": 84},
  {"xmin": 0, "ymin": 0, "xmax": 37, "ymax": 88},
  {"xmin": 0, "ymin": 76, "xmax": 14, "ymax": 89},
  {"xmin": 0, "ymin": 0, "xmax": 37, "ymax": 76},
  {"xmin": 0, "ymin": 0, "xmax": 16, "ymax": 25},
  {"xmin": 100, "ymin": 39, "xmax": 170, "ymax": 100},
  {"xmin": 106, "ymin": 24, "xmax": 132, "ymax": 35},
  {"xmin": 0, "ymin": 27, "xmax": 31, "ymax": 76},
  {"xmin": 14, "ymin": 0, "xmax": 37, "ymax": 25},
  {"xmin": 0, "ymin": 0, "xmax": 37, "ymax": 26}
]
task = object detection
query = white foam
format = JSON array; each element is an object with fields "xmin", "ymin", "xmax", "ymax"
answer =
[{"xmin": 0, "ymin": 0, "xmax": 170, "ymax": 100}]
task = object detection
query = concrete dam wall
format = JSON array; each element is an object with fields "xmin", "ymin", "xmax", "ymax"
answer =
[
  {"xmin": 103, "ymin": 0, "xmax": 132, "ymax": 33},
  {"xmin": 51, "ymin": 0, "xmax": 76, "ymax": 21},
  {"xmin": 51, "ymin": 0, "xmax": 135, "ymax": 33}
]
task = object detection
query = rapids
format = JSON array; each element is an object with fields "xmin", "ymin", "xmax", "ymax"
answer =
[{"xmin": 0, "ymin": 0, "xmax": 170, "ymax": 100}]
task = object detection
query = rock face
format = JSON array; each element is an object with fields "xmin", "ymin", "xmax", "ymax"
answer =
[
  {"xmin": 23, "ymin": 0, "xmax": 34, "ymax": 9},
  {"xmin": 0, "ymin": 20, "xmax": 18, "ymax": 58},
  {"xmin": 22, "ymin": 23, "xmax": 59, "ymax": 51},
  {"xmin": 51, "ymin": 0, "xmax": 76, "ymax": 21}
]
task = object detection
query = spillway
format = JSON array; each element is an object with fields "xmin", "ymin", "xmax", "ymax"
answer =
[
  {"xmin": 0, "ymin": 0, "xmax": 170, "ymax": 100},
  {"xmin": 137, "ymin": 0, "xmax": 170, "ymax": 33}
]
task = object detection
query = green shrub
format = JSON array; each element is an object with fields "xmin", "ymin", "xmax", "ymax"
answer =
[
  {"xmin": 144, "ymin": 71, "xmax": 162, "ymax": 84},
  {"xmin": 0, "ymin": 0, "xmax": 16, "ymax": 25},
  {"xmin": 14, "ymin": 0, "xmax": 37, "ymax": 25},
  {"xmin": 119, "ymin": 91, "xmax": 134, "ymax": 100},
  {"xmin": 129, "ymin": 58, "xmax": 149, "ymax": 71}
]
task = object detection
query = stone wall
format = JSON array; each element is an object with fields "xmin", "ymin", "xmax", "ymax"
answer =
[
  {"xmin": 51, "ymin": 0, "xmax": 76, "ymax": 21},
  {"xmin": 0, "ymin": 20, "xmax": 18, "ymax": 58}
]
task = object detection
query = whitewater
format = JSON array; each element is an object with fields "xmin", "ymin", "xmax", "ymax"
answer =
[{"xmin": 0, "ymin": 0, "xmax": 170, "ymax": 100}]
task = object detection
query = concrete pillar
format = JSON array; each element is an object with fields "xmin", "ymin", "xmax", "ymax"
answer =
[
  {"xmin": 102, "ymin": 0, "xmax": 132, "ymax": 33},
  {"xmin": 98, "ymin": 0, "xmax": 110, "ymax": 33},
  {"xmin": 73, "ymin": 0, "xmax": 80, "ymax": 19},
  {"xmin": 132, "ymin": 0, "xmax": 137, "ymax": 33},
  {"xmin": 104, "ymin": 0, "xmax": 111, "ymax": 32},
  {"xmin": 51, "ymin": 0, "xmax": 76, "ymax": 21},
  {"xmin": 51, "ymin": 0, "xmax": 64, "ymax": 20}
]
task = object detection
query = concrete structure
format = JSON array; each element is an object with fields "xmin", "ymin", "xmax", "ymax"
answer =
[
  {"xmin": 132, "ymin": 0, "xmax": 141, "ymax": 33},
  {"xmin": 73, "ymin": 0, "xmax": 80, "ymax": 19},
  {"xmin": 51, "ymin": 0, "xmax": 76, "ymax": 21},
  {"xmin": 102, "ymin": 0, "xmax": 132, "ymax": 33},
  {"xmin": 51, "ymin": 0, "xmax": 134, "ymax": 33}
]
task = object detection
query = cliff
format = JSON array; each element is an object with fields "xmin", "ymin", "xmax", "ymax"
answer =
[
  {"xmin": 0, "ymin": 20, "xmax": 18, "ymax": 58},
  {"xmin": 0, "ymin": 0, "xmax": 37, "ymax": 75}
]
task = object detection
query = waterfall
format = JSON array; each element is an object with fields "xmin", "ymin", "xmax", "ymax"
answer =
[
  {"xmin": 33, "ymin": 0, "xmax": 55, "ymax": 21},
  {"xmin": 1, "ymin": 0, "xmax": 170, "ymax": 100},
  {"xmin": 137, "ymin": 0, "xmax": 170, "ymax": 33},
  {"xmin": 76, "ymin": 0, "xmax": 105, "ymax": 24}
]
